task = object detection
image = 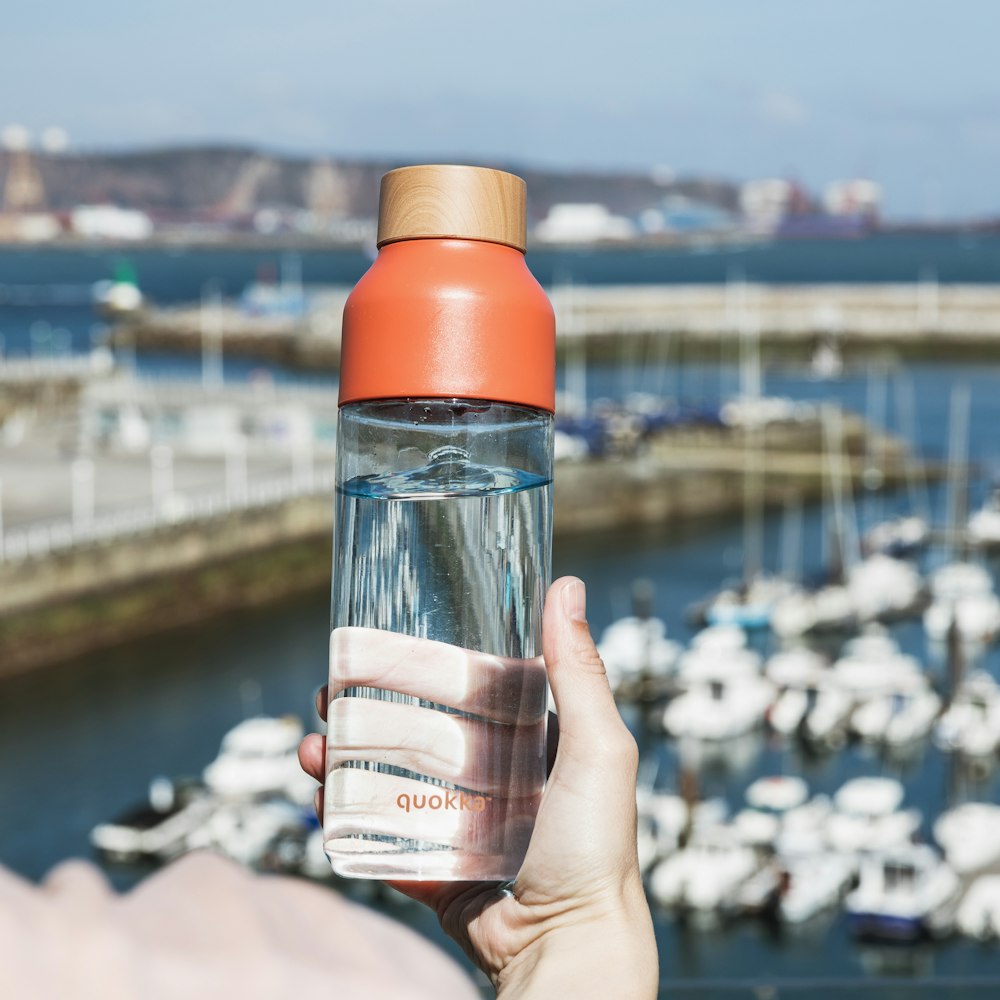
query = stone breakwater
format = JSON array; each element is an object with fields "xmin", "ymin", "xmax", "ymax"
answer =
[{"xmin": 108, "ymin": 283, "xmax": 1000, "ymax": 370}]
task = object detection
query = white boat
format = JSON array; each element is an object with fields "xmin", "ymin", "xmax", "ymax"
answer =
[
  {"xmin": 736, "ymin": 861, "xmax": 785, "ymax": 914},
  {"xmin": 703, "ymin": 575, "xmax": 799, "ymax": 630},
  {"xmin": 850, "ymin": 673, "xmax": 942, "ymax": 746},
  {"xmin": 553, "ymin": 429, "xmax": 589, "ymax": 461},
  {"xmin": 809, "ymin": 340, "xmax": 843, "ymax": 381},
  {"xmin": 732, "ymin": 776, "xmax": 854, "ymax": 923},
  {"xmin": 863, "ymin": 516, "xmax": 929, "ymax": 559},
  {"xmin": 924, "ymin": 592, "xmax": 1000, "ymax": 644},
  {"xmin": 732, "ymin": 775, "xmax": 809, "ymax": 848},
  {"xmin": 780, "ymin": 851, "xmax": 856, "ymax": 924},
  {"xmin": 765, "ymin": 648, "xmax": 828, "ymax": 736},
  {"xmin": 802, "ymin": 634, "xmax": 917, "ymax": 747},
  {"xmin": 956, "ymin": 875, "xmax": 1000, "ymax": 940},
  {"xmin": 90, "ymin": 777, "xmax": 216, "ymax": 862},
  {"xmin": 846, "ymin": 554, "xmax": 924, "ymax": 623},
  {"xmin": 776, "ymin": 794, "xmax": 834, "ymax": 857},
  {"xmin": 187, "ymin": 798, "xmax": 307, "ymax": 866},
  {"xmin": 92, "ymin": 278, "xmax": 144, "ymax": 317},
  {"xmin": 802, "ymin": 679, "xmax": 855, "ymax": 748},
  {"xmin": 676, "ymin": 643, "xmax": 763, "ymax": 683},
  {"xmin": 933, "ymin": 803, "xmax": 1000, "ymax": 876},
  {"xmin": 930, "ymin": 561, "xmax": 993, "ymax": 601},
  {"xmin": 841, "ymin": 629, "xmax": 901, "ymax": 661},
  {"xmin": 768, "ymin": 686, "xmax": 811, "ymax": 736},
  {"xmin": 664, "ymin": 659, "xmax": 775, "ymax": 741},
  {"xmin": 636, "ymin": 790, "xmax": 729, "ymax": 859},
  {"xmin": 826, "ymin": 777, "xmax": 921, "ymax": 856},
  {"xmin": 765, "ymin": 646, "xmax": 828, "ymax": 686},
  {"xmin": 690, "ymin": 622, "xmax": 750, "ymax": 653},
  {"xmin": 746, "ymin": 775, "xmax": 809, "ymax": 812},
  {"xmin": 675, "ymin": 730, "xmax": 765, "ymax": 774},
  {"xmin": 771, "ymin": 585, "xmax": 856, "ymax": 639},
  {"xmin": 648, "ymin": 828, "xmax": 762, "ymax": 912},
  {"xmin": 924, "ymin": 561, "xmax": 1000, "ymax": 644},
  {"xmin": 203, "ymin": 715, "xmax": 314, "ymax": 802},
  {"xmin": 845, "ymin": 844, "xmax": 960, "ymax": 940},
  {"xmin": 934, "ymin": 671, "xmax": 1000, "ymax": 756},
  {"xmin": 831, "ymin": 633, "xmax": 923, "ymax": 696},
  {"xmin": 597, "ymin": 615, "xmax": 682, "ymax": 693},
  {"xmin": 967, "ymin": 490, "xmax": 1000, "ymax": 551}
]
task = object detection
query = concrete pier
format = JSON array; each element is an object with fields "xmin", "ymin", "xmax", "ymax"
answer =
[
  {"xmin": 0, "ymin": 407, "xmax": 927, "ymax": 677},
  {"xmin": 108, "ymin": 283, "xmax": 1000, "ymax": 370}
]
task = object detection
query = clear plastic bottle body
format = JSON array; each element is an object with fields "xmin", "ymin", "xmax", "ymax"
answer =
[{"xmin": 324, "ymin": 398, "xmax": 553, "ymax": 880}]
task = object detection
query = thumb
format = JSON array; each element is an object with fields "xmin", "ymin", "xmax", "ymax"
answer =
[{"xmin": 542, "ymin": 577, "xmax": 637, "ymax": 767}]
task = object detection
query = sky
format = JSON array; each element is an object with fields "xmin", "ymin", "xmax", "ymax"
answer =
[{"xmin": 2, "ymin": 0, "xmax": 998, "ymax": 219}]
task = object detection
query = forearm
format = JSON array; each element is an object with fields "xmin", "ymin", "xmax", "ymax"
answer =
[{"xmin": 494, "ymin": 893, "xmax": 658, "ymax": 1000}]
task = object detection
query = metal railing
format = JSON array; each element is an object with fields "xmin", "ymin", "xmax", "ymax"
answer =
[
  {"xmin": 0, "ymin": 351, "xmax": 115, "ymax": 383},
  {"xmin": 0, "ymin": 467, "xmax": 337, "ymax": 566}
]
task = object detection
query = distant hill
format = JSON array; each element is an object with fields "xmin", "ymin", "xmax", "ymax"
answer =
[{"xmin": 0, "ymin": 145, "xmax": 739, "ymax": 223}]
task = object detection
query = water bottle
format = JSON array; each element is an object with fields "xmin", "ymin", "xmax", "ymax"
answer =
[{"xmin": 324, "ymin": 165, "xmax": 555, "ymax": 880}]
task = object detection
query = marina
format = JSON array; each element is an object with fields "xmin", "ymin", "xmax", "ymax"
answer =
[
  {"xmin": 6, "ymin": 1, "xmax": 1000, "ymax": 992},
  {"xmin": 5, "ymin": 240, "xmax": 1000, "ymax": 996}
]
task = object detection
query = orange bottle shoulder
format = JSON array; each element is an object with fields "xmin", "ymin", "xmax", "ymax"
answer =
[{"xmin": 340, "ymin": 239, "xmax": 555, "ymax": 412}]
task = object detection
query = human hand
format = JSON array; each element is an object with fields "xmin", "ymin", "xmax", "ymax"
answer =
[{"xmin": 299, "ymin": 577, "xmax": 658, "ymax": 999}]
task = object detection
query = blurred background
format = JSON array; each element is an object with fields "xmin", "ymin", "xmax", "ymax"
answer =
[{"xmin": 3, "ymin": 2, "xmax": 1000, "ymax": 997}]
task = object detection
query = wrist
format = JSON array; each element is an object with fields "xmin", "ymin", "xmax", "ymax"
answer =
[{"xmin": 494, "ymin": 884, "xmax": 657, "ymax": 1000}]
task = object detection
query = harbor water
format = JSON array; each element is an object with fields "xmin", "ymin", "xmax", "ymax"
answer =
[{"xmin": 5, "ymin": 238, "xmax": 1000, "ymax": 995}]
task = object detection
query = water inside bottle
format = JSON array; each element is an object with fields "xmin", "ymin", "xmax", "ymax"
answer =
[{"xmin": 325, "ymin": 446, "xmax": 551, "ymax": 879}]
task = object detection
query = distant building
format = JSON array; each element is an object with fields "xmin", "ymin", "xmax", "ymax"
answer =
[
  {"xmin": 0, "ymin": 213, "xmax": 60, "ymax": 242},
  {"xmin": 823, "ymin": 179, "xmax": 881, "ymax": 220},
  {"xmin": 0, "ymin": 127, "xmax": 61, "ymax": 241},
  {"xmin": 305, "ymin": 160, "xmax": 348, "ymax": 222},
  {"xmin": 2, "ymin": 125, "xmax": 47, "ymax": 214},
  {"xmin": 71, "ymin": 205, "xmax": 154, "ymax": 241},
  {"xmin": 534, "ymin": 203, "xmax": 635, "ymax": 243},
  {"xmin": 740, "ymin": 179, "xmax": 796, "ymax": 234}
]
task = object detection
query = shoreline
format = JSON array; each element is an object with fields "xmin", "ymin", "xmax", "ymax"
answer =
[{"xmin": 0, "ymin": 224, "xmax": 996, "ymax": 255}]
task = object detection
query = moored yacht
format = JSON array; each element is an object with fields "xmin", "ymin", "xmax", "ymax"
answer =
[
  {"xmin": 598, "ymin": 615, "xmax": 682, "ymax": 695},
  {"xmin": 664, "ymin": 657, "xmax": 775, "ymax": 741},
  {"xmin": 90, "ymin": 777, "xmax": 216, "ymax": 863},
  {"xmin": 826, "ymin": 777, "xmax": 921, "ymax": 856},
  {"xmin": 203, "ymin": 715, "xmax": 315, "ymax": 803},
  {"xmin": 845, "ymin": 844, "xmax": 960, "ymax": 941},
  {"xmin": 850, "ymin": 673, "xmax": 942, "ymax": 746},
  {"xmin": 648, "ymin": 827, "xmax": 763, "ymax": 913},
  {"xmin": 933, "ymin": 802, "xmax": 1000, "ymax": 876},
  {"xmin": 934, "ymin": 671, "xmax": 1000, "ymax": 756},
  {"xmin": 924, "ymin": 561, "xmax": 1000, "ymax": 645}
]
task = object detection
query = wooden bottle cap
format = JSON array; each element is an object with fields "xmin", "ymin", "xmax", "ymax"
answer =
[{"xmin": 377, "ymin": 164, "xmax": 527, "ymax": 253}]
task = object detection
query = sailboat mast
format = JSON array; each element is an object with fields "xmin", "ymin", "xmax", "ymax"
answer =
[{"xmin": 944, "ymin": 383, "xmax": 971, "ymax": 559}]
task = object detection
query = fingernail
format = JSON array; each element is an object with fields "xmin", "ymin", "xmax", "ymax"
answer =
[{"xmin": 561, "ymin": 578, "xmax": 587, "ymax": 623}]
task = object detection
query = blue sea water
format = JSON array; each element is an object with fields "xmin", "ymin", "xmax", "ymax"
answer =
[{"xmin": 3, "ymin": 237, "xmax": 1000, "ymax": 996}]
